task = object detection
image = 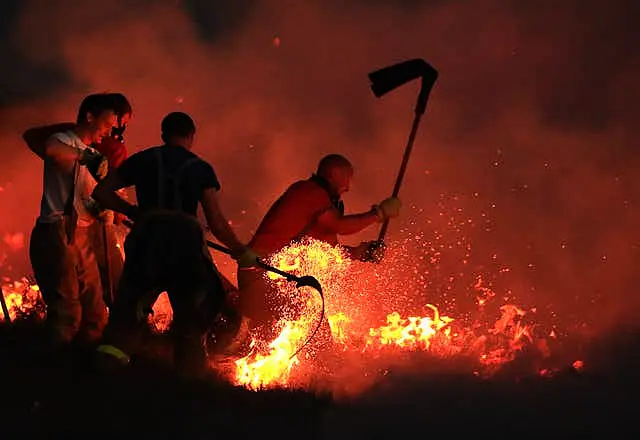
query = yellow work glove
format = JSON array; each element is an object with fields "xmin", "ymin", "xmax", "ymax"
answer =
[
  {"xmin": 374, "ymin": 197, "xmax": 402, "ymax": 221},
  {"xmin": 236, "ymin": 247, "xmax": 260, "ymax": 268}
]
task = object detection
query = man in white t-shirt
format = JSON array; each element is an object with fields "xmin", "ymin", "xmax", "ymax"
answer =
[
  {"xmin": 29, "ymin": 93, "xmax": 118, "ymax": 353},
  {"xmin": 23, "ymin": 93, "xmax": 133, "ymax": 308}
]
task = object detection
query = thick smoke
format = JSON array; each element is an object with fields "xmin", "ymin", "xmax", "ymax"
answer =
[{"xmin": 0, "ymin": 0, "xmax": 638, "ymax": 334}]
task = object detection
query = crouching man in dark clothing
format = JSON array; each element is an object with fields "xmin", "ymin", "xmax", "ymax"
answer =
[{"xmin": 92, "ymin": 112, "xmax": 258, "ymax": 376}]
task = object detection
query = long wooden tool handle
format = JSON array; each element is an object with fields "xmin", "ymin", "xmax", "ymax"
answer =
[{"xmin": 377, "ymin": 111, "xmax": 423, "ymax": 242}]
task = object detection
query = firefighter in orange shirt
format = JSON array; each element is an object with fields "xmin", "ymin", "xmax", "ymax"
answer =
[{"xmin": 231, "ymin": 154, "xmax": 401, "ymax": 350}]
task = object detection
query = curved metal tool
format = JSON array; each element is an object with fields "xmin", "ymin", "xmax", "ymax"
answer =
[
  {"xmin": 286, "ymin": 276, "xmax": 325, "ymax": 360},
  {"xmin": 203, "ymin": 239, "xmax": 325, "ymax": 360}
]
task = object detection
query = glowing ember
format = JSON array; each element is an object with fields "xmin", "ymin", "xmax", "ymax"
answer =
[
  {"xmin": 0, "ymin": 277, "xmax": 44, "ymax": 322},
  {"xmin": 149, "ymin": 292, "xmax": 173, "ymax": 333}
]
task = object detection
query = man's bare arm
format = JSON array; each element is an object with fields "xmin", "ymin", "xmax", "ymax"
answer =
[
  {"xmin": 91, "ymin": 172, "xmax": 138, "ymax": 218},
  {"xmin": 201, "ymin": 188, "xmax": 248, "ymax": 257},
  {"xmin": 316, "ymin": 206, "xmax": 380, "ymax": 236},
  {"xmin": 23, "ymin": 123, "xmax": 75, "ymax": 159},
  {"xmin": 44, "ymin": 137, "xmax": 85, "ymax": 173}
]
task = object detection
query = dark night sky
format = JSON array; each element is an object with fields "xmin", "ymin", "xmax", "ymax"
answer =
[{"xmin": 0, "ymin": 0, "xmax": 638, "ymax": 332}]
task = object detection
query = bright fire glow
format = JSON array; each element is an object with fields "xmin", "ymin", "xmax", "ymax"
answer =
[
  {"xmin": 209, "ymin": 238, "xmax": 575, "ymax": 391},
  {"xmin": 1, "ymin": 238, "xmax": 582, "ymax": 394}
]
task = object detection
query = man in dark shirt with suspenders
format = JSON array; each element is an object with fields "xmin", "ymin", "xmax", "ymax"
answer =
[
  {"xmin": 233, "ymin": 154, "xmax": 401, "ymax": 350},
  {"xmin": 91, "ymin": 112, "xmax": 258, "ymax": 376}
]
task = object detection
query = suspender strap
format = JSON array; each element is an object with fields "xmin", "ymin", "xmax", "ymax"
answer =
[
  {"xmin": 154, "ymin": 148, "xmax": 201, "ymax": 211},
  {"xmin": 173, "ymin": 157, "xmax": 201, "ymax": 210}
]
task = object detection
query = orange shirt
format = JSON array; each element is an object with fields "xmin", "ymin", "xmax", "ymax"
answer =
[{"xmin": 249, "ymin": 178, "xmax": 340, "ymax": 257}]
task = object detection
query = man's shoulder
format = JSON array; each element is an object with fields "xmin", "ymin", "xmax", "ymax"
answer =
[
  {"xmin": 284, "ymin": 179, "xmax": 329, "ymax": 201},
  {"xmin": 117, "ymin": 146, "xmax": 159, "ymax": 174},
  {"xmin": 289, "ymin": 178, "xmax": 326, "ymax": 193},
  {"xmin": 47, "ymin": 130, "xmax": 76, "ymax": 145},
  {"xmin": 160, "ymin": 145, "xmax": 201, "ymax": 163},
  {"xmin": 175, "ymin": 149, "xmax": 214, "ymax": 174},
  {"xmin": 179, "ymin": 148, "xmax": 208, "ymax": 165},
  {"xmin": 128, "ymin": 145, "xmax": 161, "ymax": 161}
]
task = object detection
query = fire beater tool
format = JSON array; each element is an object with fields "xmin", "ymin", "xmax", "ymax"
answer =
[
  {"xmin": 202, "ymin": 237, "xmax": 325, "ymax": 359},
  {"xmin": 122, "ymin": 219, "xmax": 324, "ymax": 359},
  {"xmin": 101, "ymin": 220, "xmax": 114, "ymax": 307},
  {"xmin": 368, "ymin": 58, "xmax": 439, "ymax": 243}
]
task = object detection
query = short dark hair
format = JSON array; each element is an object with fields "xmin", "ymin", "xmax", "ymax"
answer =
[
  {"xmin": 107, "ymin": 93, "xmax": 132, "ymax": 117},
  {"xmin": 161, "ymin": 112, "xmax": 196, "ymax": 141},
  {"xmin": 76, "ymin": 93, "xmax": 117, "ymax": 125},
  {"xmin": 317, "ymin": 154, "xmax": 353, "ymax": 176}
]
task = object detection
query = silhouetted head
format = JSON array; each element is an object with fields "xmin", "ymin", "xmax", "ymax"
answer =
[
  {"xmin": 161, "ymin": 112, "xmax": 196, "ymax": 149},
  {"xmin": 76, "ymin": 93, "xmax": 118, "ymax": 145},
  {"xmin": 316, "ymin": 154, "xmax": 354, "ymax": 196}
]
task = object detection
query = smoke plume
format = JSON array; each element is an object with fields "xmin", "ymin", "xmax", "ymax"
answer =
[{"xmin": 0, "ymin": 0, "xmax": 638, "ymax": 335}]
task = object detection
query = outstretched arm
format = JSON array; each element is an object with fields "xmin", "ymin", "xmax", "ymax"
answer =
[
  {"xmin": 201, "ymin": 188, "xmax": 248, "ymax": 258},
  {"xmin": 315, "ymin": 206, "xmax": 380, "ymax": 236},
  {"xmin": 23, "ymin": 123, "xmax": 75, "ymax": 159},
  {"xmin": 91, "ymin": 171, "xmax": 138, "ymax": 219},
  {"xmin": 44, "ymin": 137, "xmax": 84, "ymax": 173},
  {"xmin": 316, "ymin": 196, "xmax": 401, "ymax": 237}
]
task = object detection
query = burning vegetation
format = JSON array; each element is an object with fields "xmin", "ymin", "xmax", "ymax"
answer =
[
  {"xmin": 223, "ymin": 239, "xmax": 579, "ymax": 394},
  {"xmin": 1, "ymin": 236, "xmax": 583, "ymax": 396}
]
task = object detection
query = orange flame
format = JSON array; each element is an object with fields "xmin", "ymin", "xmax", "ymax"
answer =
[
  {"xmin": 220, "ymin": 239, "xmax": 549, "ymax": 390},
  {"xmin": 1, "ymin": 238, "xmax": 573, "ymax": 393}
]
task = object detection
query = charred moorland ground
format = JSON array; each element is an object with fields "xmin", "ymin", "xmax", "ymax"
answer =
[{"xmin": 0, "ymin": 318, "xmax": 637, "ymax": 438}]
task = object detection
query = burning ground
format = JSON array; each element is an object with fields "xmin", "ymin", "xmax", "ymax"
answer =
[
  {"xmin": 220, "ymin": 237, "xmax": 585, "ymax": 394},
  {"xmin": 0, "ymin": 236, "xmax": 637, "ymax": 436},
  {"xmin": 0, "ymin": 185, "xmax": 618, "ymax": 426},
  {"xmin": 2, "ymin": 230, "xmax": 588, "ymax": 396}
]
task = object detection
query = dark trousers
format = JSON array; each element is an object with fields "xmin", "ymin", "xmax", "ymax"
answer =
[
  {"xmin": 99, "ymin": 212, "xmax": 226, "ymax": 374},
  {"xmin": 29, "ymin": 219, "xmax": 107, "ymax": 346}
]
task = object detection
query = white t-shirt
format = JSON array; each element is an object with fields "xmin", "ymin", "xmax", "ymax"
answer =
[{"xmin": 38, "ymin": 130, "xmax": 99, "ymax": 226}]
